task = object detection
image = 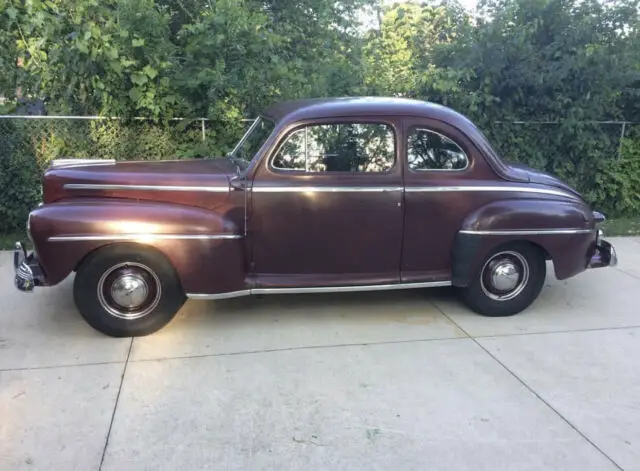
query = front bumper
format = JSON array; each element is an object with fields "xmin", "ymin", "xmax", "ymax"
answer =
[
  {"xmin": 14, "ymin": 242, "xmax": 46, "ymax": 292},
  {"xmin": 588, "ymin": 231, "xmax": 618, "ymax": 269}
]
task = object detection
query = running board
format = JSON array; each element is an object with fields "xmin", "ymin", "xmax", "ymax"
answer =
[{"xmin": 186, "ymin": 280, "xmax": 452, "ymax": 300}]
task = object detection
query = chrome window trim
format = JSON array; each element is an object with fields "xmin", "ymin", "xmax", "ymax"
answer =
[
  {"xmin": 48, "ymin": 234, "xmax": 242, "ymax": 242},
  {"xmin": 64, "ymin": 183, "xmax": 229, "ymax": 192},
  {"xmin": 407, "ymin": 128, "xmax": 470, "ymax": 172},
  {"xmin": 252, "ymin": 186, "xmax": 404, "ymax": 193},
  {"xmin": 228, "ymin": 116, "xmax": 262, "ymax": 160},
  {"xmin": 186, "ymin": 280, "xmax": 451, "ymax": 299},
  {"xmin": 268, "ymin": 121, "xmax": 398, "ymax": 174},
  {"xmin": 405, "ymin": 185, "xmax": 578, "ymax": 199},
  {"xmin": 459, "ymin": 229, "xmax": 594, "ymax": 236}
]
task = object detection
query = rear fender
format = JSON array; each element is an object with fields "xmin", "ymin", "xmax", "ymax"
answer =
[
  {"xmin": 28, "ymin": 199, "xmax": 246, "ymax": 294},
  {"xmin": 452, "ymin": 199, "xmax": 597, "ymax": 286}
]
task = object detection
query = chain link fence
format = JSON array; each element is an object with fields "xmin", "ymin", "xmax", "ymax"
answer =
[
  {"xmin": 0, "ymin": 116, "xmax": 257, "ymax": 164},
  {"xmin": 0, "ymin": 115, "xmax": 636, "ymax": 163},
  {"xmin": 0, "ymin": 115, "xmax": 638, "ymax": 233}
]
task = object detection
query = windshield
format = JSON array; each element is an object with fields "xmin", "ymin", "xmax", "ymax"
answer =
[{"xmin": 229, "ymin": 116, "xmax": 276, "ymax": 167}]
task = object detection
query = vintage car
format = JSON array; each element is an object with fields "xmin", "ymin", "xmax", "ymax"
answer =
[{"xmin": 13, "ymin": 97, "xmax": 617, "ymax": 337}]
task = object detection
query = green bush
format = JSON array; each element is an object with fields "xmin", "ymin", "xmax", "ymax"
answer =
[
  {"xmin": 1, "ymin": 118, "xmax": 638, "ymax": 234},
  {"xmin": 484, "ymin": 121, "xmax": 624, "ymax": 210},
  {"xmin": 0, "ymin": 118, "xmax": 228, "ymax": 232},
  {"xmin": 0, "ymin": 120, "xmax": 41, "ymax": 233},
  {"xmin": 595, "ymin": 128, "xmax": 640, "ymax": 217}
]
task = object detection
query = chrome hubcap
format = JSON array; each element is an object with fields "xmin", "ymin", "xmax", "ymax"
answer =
[
  {"xmin": 97, "ymin": 262, "xmax": 161, "ymax": 320},
  {"xmin": 480, "ymin": 251, "xmax": 530, "ymax": 301},
  {"xmin": 110, "ymin": 274, "xmax": 149, "ymax": 309}
]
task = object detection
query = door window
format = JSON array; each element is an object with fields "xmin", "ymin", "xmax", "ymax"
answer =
[
  {"xmin": 407, "ymin": 129, "xmax": 469, "ymax": 171},
  {"xmin": 272, "ymin": 123, "xmax": 395, "ymax": 173}
]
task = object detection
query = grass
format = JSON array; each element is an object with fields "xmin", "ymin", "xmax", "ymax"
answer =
[
  {"xmin": 0, "ymin": 230, "xmax": 27, "ymax": 250},
  {"xmin": 601, "ymin": 216, "xmax": 640, "ymax": 237},
  {"xmin": 1, "ymin": 217, "xmax": 638, "ymax": 251}
]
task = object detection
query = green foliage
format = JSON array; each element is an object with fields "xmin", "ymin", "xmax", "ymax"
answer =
[
  {"xmin": 0, "ymin": 118, "xmax": 220, "ymax": 231},
  {"xmin": 1, "ymin": 0, "xmax": 639, "ymax": 233},
  {"xmin": 3, "ymin": 0, "xmax": 178, "ymax": 117},
  {"xmin": 364, "ymin": 1, "xmax": 470, "ymax": 96},
  {"xmin": 596, "ymin": 128, "xmax": 640, "ymax": 217},
  {"xmin": 0, "ymin": 120, "xmax": 41, "ymax": 233},
  {"xmin": 414, "ymin": 0, "xmax": 640, "ymax": 212}
]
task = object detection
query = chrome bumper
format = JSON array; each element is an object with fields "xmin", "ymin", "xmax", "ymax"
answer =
[
  {"xmin": 14, "ymin": 242, "xmax": 46, "ymax": 292},
  {"xmin": 588, "ymin": 231, "xmax": 618, "ymax": 269}
]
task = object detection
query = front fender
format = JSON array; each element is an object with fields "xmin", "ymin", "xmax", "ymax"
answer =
[
  {"xmin": 28, "ymin": 198, "xmax": 246, "ymax": 294},
  {"xmin": 452, "ymin": 198, "xmax": 597, "ymax": 285}
]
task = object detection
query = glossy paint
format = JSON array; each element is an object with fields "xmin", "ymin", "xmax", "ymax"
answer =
[
  {"xmin": 248, "ymin": 116, "xmax": 404, "ymax": 286},
  {"xmin": 28, "ymin": 97, "xmax": 601, "ymax": 295},
  {"xmin": 44, "ymin": 158, "xmax": 235, "ymax": 209},
  {"xmin": 29, "ymin": 199, "xmax": 245, "ymax": 293}
]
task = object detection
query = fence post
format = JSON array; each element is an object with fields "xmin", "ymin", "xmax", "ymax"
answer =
[
  {"xmin": 618, "ymin": 121, "xmax": 627, "ymax": 159},
  {"xmin": 201, "ymin": 118, "xmax": 206, "ymax": 142}
]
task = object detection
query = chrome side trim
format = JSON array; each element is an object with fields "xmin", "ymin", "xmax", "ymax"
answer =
[
  {"xmin": 186, "ymin": 280, "xmax": 451, "ymax": 299},
  {"xmin": 48, "ymin": 234, "xmax": 242, "ymax": 242},
  {"xmin": 405, "ymin": 185, "xmax": 577, "ymax": 199},
  {"xmin": 64, "ymin": 183, "xmax": 229, "ymax": 192},
  {"xmin": 187, "ymin": 290, "xmax": 251, "ymax": 300},
  {"xmin": 51, "ymin": 159, "xmax": 116, "ymax": 168},
  {"xmin": 252, "ymin": 186, "xmax": 404, "ymax": 193},
  {"xmin": 459, "ymin": 229, "xmax": 593, "ymax": 236},
  {"xmin": 251, "ymin": 280, "xmax": 451, "ymax": 294},
  {"xmin": 251, "ymin": 185, "xmax": 576, "ymax": 198}
]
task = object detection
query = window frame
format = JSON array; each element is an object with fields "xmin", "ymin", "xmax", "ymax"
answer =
[
  {"xmin": 268, "ymin": 120, "xmax": 398, "ymax": 175},
  {"xmin": 406, "ymin": 127, "xmax": 471, "ymax": 173}
]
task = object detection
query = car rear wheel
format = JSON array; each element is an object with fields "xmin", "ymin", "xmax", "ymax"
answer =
[
  {"xmin": 458, "ymin": 242, "xmax": 546, "ymax": 317},
  {"xmin": 74, "ymin": 244, "xmax": 186, "ymax": 337}
]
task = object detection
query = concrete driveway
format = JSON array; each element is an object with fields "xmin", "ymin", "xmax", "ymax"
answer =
[{"xmin": 1, "ymin": 237, "xmax": 639, "ymax": 471}]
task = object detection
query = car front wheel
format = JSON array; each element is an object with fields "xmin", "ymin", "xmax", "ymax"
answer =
[
  {"xmin": 74, "ymin": 244, "xmax": 186, "ymax": 337},
  {"xmin": 458, "ymin": 242, "xmax": 546, "ymax": 317}
]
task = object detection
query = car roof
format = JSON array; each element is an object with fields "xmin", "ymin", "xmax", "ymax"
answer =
[
  {"xmin": 262, "ymin": 96, "xmax": 471, "ymax": 126},
  {"xmin": 260, "ymin": 96, "xmax": 515, "ymax": 181}
]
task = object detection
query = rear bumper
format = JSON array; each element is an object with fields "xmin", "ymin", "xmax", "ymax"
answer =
[
  {"xmin": 588, "ymin": 231, "xmax": 617, "ymax": 269},
  {"xmin": 14, "ymin": 242, "xmax": 47, "ymax": 292}
]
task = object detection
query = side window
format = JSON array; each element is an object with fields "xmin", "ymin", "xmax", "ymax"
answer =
[
  {"xmin": 408, "ymin": 129, "xmax": 469, "ymax": 171},
  {"xmin": 272, "ymin": 123, "xmax": 395, "ymax": 173}
]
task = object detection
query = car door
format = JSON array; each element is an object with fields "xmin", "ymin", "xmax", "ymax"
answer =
[
  {"xmin": 248, "ymin": 118, "xmax": 404, "ymax": 288},
  {"xmin": 401, "ymin": 117, "xmax": 498, "ymax": 282}
]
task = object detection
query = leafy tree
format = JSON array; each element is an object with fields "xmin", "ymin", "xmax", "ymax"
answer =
[
  {"xmin": 363, "ymin": 1, "xmax": 470, "ymax": 97},
  {"xmin": 1, "ymin": 0, "xmax": 639, "ymax": 227},
  {"xmin": 3, "ymin": 0, "xmax": 177, "ymax": 117}
]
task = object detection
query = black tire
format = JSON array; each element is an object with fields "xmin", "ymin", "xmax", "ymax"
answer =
[
  {"xmin": 458, "ymin": 242, "xmax": 546, "ymax": 317},
  {"xmin": 73, "ymin": 244, "xmax": 186, "ymax": 337}
]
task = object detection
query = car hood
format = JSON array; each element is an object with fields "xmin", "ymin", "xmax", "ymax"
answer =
[
  {"xmin": 503, "ymin": 163, "xmax": 582, "ymax": 198},
  {"xmin": 43, "ymin": 158, "xmax": 236, "ymax": 208}
]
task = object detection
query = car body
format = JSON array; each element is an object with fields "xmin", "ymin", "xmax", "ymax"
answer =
[{"xmin": 13, "ymin": 97, "xmax": 617, "ymax": 337}]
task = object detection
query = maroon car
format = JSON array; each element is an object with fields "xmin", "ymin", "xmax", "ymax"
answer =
[{"xmin": 13, "ymin": 97, "xmax": 617, "ymax": 337}]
